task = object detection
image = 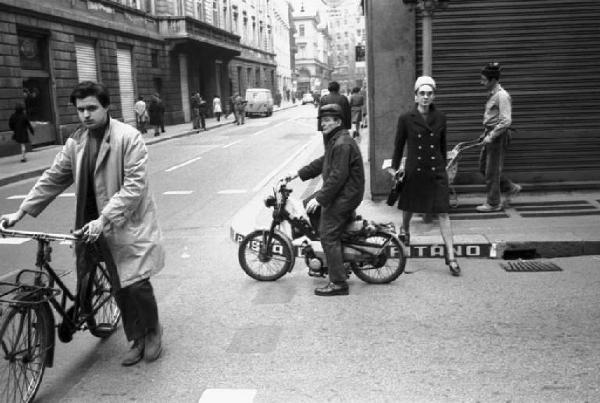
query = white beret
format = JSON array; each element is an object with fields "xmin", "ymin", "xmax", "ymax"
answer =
[{"xmin": 414, "ymin": 76, "xmax": 436, "ymax": 92}]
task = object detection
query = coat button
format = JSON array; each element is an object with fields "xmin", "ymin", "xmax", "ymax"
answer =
[
  {"xmin": 431, "ymin": 156, "xmax": 435, "ymax": 160},
  {"xmin": 418, "ymin": 134, "xmax": 422, "ymax": 138},
  {"xmin": 430, "ymin": 145, "xmax": 434, "ymax": 148},
  {"xmin": 430, "ymin": 133, "xmax": 434, "ymax": 136},
  {"xmin": 417, "ymin": 156, "xmax": 422, "ymax": 160},
  {"xmin": 417, "ymin": 168, "xmax": 421, "ymax": 172},
  {"xmin": 431, "ymin": 167, "xmax": 436, "ymax": 171},
  {"xmin": 418, "ymin": 146, "xmax": 422, "ymax": 149}
]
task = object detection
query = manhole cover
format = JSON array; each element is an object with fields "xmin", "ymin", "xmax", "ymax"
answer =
[{"xmin": 501, "ymin": 260, "xmax": 562, "ymax": 272}]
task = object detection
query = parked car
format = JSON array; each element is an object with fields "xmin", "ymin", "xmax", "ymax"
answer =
[
  {"xmin": 301, "ymin": 93, "xmax": 314, "ymax": 105},
  {"xmin": 245, "ymin": 88, "xmax": 274, "ymax": 117}
]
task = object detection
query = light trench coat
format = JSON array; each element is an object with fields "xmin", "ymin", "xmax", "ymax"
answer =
[{"xmin": 20, "ymin": 118, "xmax": 165, "ymax": 287}]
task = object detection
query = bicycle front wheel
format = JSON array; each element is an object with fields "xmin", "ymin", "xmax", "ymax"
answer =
[
  {"xmin": 238, "ymin": 230, "xmax": 294, "ymax": 281},
  {"xmin": 85, "ymin": 262, "xmax": 121, "ymax": 338},
  {"xmin": 0, "ymin": 303, "xmax": 52, "ymax": 403},
  {"xmin": 352, "ymin": 231, "xmax": 406, "ymax": 284}
]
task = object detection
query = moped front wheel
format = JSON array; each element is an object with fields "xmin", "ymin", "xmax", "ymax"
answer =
[
  {"xmin": 352, "ymin": 231, "xmax": 406, "ymax": 284},
  {"xmin": 238, "ymin": 230, "xmax": 294, "ymax": 281}
]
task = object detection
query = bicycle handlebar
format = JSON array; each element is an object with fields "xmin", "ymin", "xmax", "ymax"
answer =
[{"xmin": 0, "ymin": 220, "xmax": 79, "ymax": 242}]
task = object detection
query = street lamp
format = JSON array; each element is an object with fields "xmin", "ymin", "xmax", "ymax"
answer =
[{"xmin": 402, "ymin": 0, "xmax": 450, "ymax": 76}]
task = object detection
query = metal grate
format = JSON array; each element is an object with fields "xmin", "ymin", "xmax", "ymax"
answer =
[{"xmin": 501, "ymin": 260, "xmax": 562, "ymax": 272}]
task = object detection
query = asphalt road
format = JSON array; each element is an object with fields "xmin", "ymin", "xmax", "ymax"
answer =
[{"xmin": 1, "ymin": 105, "xmax": 600, "ymax": 402}]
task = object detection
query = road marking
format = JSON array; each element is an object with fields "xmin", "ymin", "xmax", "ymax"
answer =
[
  {"xmin": 58, "ymin": 193, "xmax": 75, "ymax": 198},
  {"xmin": 0, "ymin": 269, "xmax": 23, "ymax": 282},
  {"xmin": 163, "ymin": 191, "xmax": 194, "ymax": 195},
  {"xmin": 198, "ymin": 389, "xmax": 256, "ymax": 403},
  {"xmin": 218, "ymin": 189, "xmax": 247, "ymax": 194},
  {"xmin": 223, "ymin": 140, "xmax": 242, "ymax": 148},
  {"xmin": 251, "ymin": 119, "xmax": 290, "ymax": 136},
  {"xmin": 6, "ymin": 195, "xmax": 27, "ymax": 200},
  {"xmin": 165, "ymin": 157, "xmax": 202, "ymax": 172},
  {"xmin": 0, "ymin": 237, "xmax": 30, "ymax": 245},
  {"xmin": 252, "ymin": 139, "xmax": 313, "ymax": 192}
]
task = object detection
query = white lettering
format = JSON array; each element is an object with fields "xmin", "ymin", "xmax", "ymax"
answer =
[
  {"xmin": 453, "ymin": 245, "xmax": 463, "ymax": 257},
  {"xmin": 466, "ymin": 245, "xmax": 480, "ymax": 256},
  {"xmin": 431, "ymin": 245, "xmax": 445, "ymax": 257},
  {"xmin": 413, "ymin": 246, "xmax": 427, "ymax": 257}
]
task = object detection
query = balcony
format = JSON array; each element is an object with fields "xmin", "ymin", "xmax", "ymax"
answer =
[{"xmin": 158, "ymin": 16, "xmax": 242, "ymax": 56}]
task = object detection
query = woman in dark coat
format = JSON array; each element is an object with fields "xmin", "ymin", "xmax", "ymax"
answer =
[
  {"xmin": 388, "ymin": 76, "xmax": 460, "ymax": 276},
  {"xmin": 9, "ymin": 103, "xmax": 34, "ymax": 162}
]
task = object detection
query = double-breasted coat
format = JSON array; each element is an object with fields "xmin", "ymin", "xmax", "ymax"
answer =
[
  {"xmin": 391, "ymin": 105, "xmax": 450, "ymax": 214},
  {"xmin": 20, "ymin": 118, "xmax": 165, "ymax": 287}
]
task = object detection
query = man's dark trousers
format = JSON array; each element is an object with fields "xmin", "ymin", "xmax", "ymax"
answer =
[
  {"xmin": 319, "ymin": 205, "xmax": 354, "ymax": 284},
  {"xmin": 479, "ymin": 130, "xmax": 516, "ymax": 207}
]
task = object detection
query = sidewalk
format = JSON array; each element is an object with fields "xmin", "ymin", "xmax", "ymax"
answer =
[
  {"xmin": 230, "ymin": 125, "xmax": 600, "ymax": 260},
  {"xmin": 0, "ymin": 101, "xmax": 298, "ymax": 187}
]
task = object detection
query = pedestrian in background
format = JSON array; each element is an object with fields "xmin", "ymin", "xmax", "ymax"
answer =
[
  {"xmin": 477, "ymin": 62, "xmax": 521, "ymax": 212},
  {"xmin": 155, "ymin": 93, "xmax": 166, "ymax": 134},
  {"xmin": 1, "ymin": 81, "xmax": 165, "ymax": 366},
  {"xmin": 148, "ymin": 93, "xmax": 163, "ymax": 137},
  {"xmin": 198, "ymin": 94, "xmax": 208, "ymax": 131},
  {"xmin": 318, "ymin": 81, "xmax": 351, "ymax": 132},
  {"xmin": 388, "ymin": 76, "xmax": 461, "ymax": 276},
  {"xmin": 191, "ymin": 92, "xmax": 201, "ymax": 130},
  {"xmin": 213, "ymin": 94, "xmax": 222, "ymax": 122},
  {"xmin": 9, "ymin": 103, "xmax": 34, "ymax": 162},
  {"xmin": 349, "ymin": 86, "xmax": 365, "ymax": 139},
  {"xmin": 134, "ymin": 96, "xmax": 147, "ymax": 134},
  {"xmin": 233, "ymin": 93, "xmax": 246, "ymax": 125}
]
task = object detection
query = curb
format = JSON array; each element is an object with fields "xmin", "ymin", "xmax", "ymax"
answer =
[{"xmin": 0, "ymin": 103, "xmax": 299, "ymax": 188}]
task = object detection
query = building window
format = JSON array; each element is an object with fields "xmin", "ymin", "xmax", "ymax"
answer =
[
  {"xmin": 196, "ymin": 0, "xmax": 204, "ymax": 21},
  {"xmin": 299, "ymin": 24, "xmax": 305, "ymax": 37},
  {"xmin": 213, "ymin": 0, "xmax": 219, "ymax": 26},
  {"xmin": 151, "ymin": 50, "xmax": 159, "ymax": 68}
]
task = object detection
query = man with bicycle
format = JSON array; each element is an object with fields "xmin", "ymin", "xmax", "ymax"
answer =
[
  {"xmin": 288, "ymin": 104, "xmax": 365, "ymax": 296},
  {"xmin": 1, "ymin": 81, "xmax": 165, "ymax": 367}
]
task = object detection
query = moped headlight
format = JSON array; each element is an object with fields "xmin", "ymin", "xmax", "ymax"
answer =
[{"xmin": 264, "ymin": 195, "xmax": 277, "ymax": 207}]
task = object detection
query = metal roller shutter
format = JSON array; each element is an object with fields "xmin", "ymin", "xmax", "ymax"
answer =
[
  {"xmin": 117, "ymin": 48, "xmax": 136, "ymax": 124},
  {"xmin": 417, "ymin": 0, "xmax": 600, "ymax": 185},
  {"xmin": 75, "ymin": 42, "xmax": 97, "ymax": 82}
]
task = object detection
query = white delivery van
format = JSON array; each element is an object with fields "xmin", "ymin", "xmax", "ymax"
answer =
[{"xmin": 245, "ymin": 88, "xmax": 274, "ymax": 117}]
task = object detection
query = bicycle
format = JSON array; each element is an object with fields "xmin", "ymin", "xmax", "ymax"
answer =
[{"xmin": 0, "ymin": 221, "xmax": 121, "ymax": 403}]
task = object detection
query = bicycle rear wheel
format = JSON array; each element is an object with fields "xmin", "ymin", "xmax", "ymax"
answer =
[
  {"xmin": 0, "ymin": 303, "xmax": 52, "ymax": 403},
  {"xmin": 85, "ymin": 262, "xmax": 121, "ymax": 338}
]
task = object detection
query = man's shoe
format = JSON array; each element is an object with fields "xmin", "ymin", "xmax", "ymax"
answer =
[
  {"xmin": 476, "ymin": 203, "xmax": 502, "ymax": 213},
  {"xmin": 144, "ymin": 325, "xmax": 163, "ymax": 362},
  {"xmin": 121, "ymin": 339, "xmax": 144, "ymax": 366},
  {"xmin": 314, "ymin": 282, "xmax": 349, "ymax": 296}
]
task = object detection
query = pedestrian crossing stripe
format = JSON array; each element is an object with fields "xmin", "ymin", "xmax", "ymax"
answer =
[
  {"xmin": 198, "ymin": 389, "xmax": 256, "ymax": 403},
  {"xmin": 163, "ymin": 191, "xmax": 194, "ymax": 195},
  {"xmin": 6, "ymin": 195, "xmax": 27, "ymax": 200}
]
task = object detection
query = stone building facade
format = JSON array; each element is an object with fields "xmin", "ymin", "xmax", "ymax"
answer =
[{"xmin": 0, "ymin": 0, "xmax": 288, "ymax": 156}]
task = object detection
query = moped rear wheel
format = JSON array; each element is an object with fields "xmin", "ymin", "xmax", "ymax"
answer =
[
  {"xmin": 0, "ymin": 303, "xmax": 51, "ymax": 403},
  {"xmin": 352, "ymin": 231, "xmax": 405, "ymax": 284},
  {"xmin": 238, "ymin": 230, "xmax": 293, "ymax": 281}
]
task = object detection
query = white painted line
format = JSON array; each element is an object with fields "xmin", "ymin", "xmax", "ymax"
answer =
[
  {"xmin": 58, "ymin": 193, "xmax": 75, "ymax": 198},
  {"xmin": 217, "ymin": 189, "xmax": 248, "ymax": 194},
  {"xmin": 223, "ymin": 140, "xmax": 242, "ymax": 148},
  {"xmin": 0, "ymin": 269, "xmax": 22, "ymax": 282},
  {"xmin": 165, "ymin": 157, "xmax": 202, "ymax": 172},
  {"xmin": 163, "ymin": 191, "xmax": 194, "ymax": 195},
  {"xmin": 251, "ymin": 119, "xmax": 290, "ymax": 136},
  {"xmin": 198, "ymin": 389, "xmax": 256, "ymax": 403},
  {"xmin": 251, "ymin": 139, "xmax": 313, "ymax": 192},
  {"xmin": 0, "ymin": 237, "xmax": 30, "ymax": 245},
  {"xmin": 6, "ymin": 195, "xmax": 27, "ymax": 200}
]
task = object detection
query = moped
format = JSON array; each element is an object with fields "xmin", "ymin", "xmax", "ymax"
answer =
[{"xmin": 238, "ymin": 178, "xmax": 406, "ymax": 283}]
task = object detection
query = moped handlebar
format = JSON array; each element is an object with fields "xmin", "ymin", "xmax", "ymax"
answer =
[{"xmin": 0, "ymin": 220, "xmax": 80, "ymax": 242}]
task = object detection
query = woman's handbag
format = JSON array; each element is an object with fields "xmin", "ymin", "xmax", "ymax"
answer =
[{"xmin": 386, "ymin": 172, "xmax": 404, "ymax": 206}]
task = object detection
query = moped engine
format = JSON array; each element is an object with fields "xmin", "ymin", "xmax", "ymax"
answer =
[{"xmin": 302, "ymin": 242, "xmax": 326, "ymax": 277}]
